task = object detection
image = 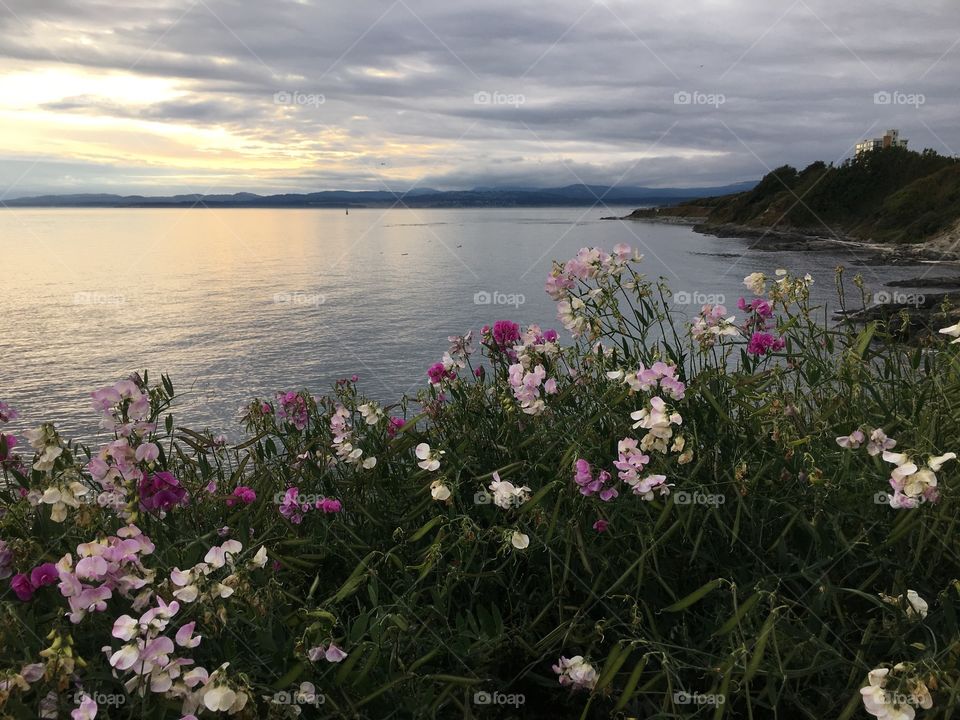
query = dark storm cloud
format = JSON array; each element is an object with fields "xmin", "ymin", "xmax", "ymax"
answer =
[{"xmin": 2, "ymin": 0, "xmax": 959, "ymax": 194}]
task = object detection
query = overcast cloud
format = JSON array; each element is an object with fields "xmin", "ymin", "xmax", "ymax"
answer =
[{"xmin": 0, "ymin": 0, "xmax": 957, "ymax": 196}]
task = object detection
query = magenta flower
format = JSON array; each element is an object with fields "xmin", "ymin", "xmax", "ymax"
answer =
[
  {"xmin": 387, "ymin": 417, "xmax": 405, "ymax": 437},
  {"xmin": 427, "ymin": 362, "xmax": 455, "ymax": 385},
  {"xmin": 226, "ymin": 486, "xmax": 257, "ymax": 507},
  {"xmin": 139, "ymin": 471, "xmax": 188, "ymax": 512},
  {"xmin": 542, "ymin": 328, "xmax": 559, "ymax": 343},
  {"xmin": 593, "ymin": 519, "xmax": 609, "ymax": 533},
  {"xmin": 30, "ymin": 563, "xmax": 58, "ymax": 589},
  {"xmin": 747, "ymin": 332, "xmax": 785, "ymax": 356},
  {"xmin": 491, "ymin": 320, "xmax": 521, "ymax": 350},
  {"xmin": 10, "ymin": 573, "xmax": 35, "ymax": 601},
  {"xmin": 316, "ymin": 498, "xmax": 343, "ymax": 514}
]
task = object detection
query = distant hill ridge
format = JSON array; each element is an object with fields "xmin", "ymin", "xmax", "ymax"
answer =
[
  {"xmin": 628, "ymin": 147, "xmax": 960, "ymax": 245},
  {"xmin": 4, "ymin": 182, "xmax": 758, "ymax": 208}
]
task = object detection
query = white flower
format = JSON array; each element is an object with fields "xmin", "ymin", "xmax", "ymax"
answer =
[
  {"xmin": 928, "ymin": 452, "xmax": 956, "ymax": 472},
  {"xmin": 938, "ymin": 321, "xmax": 960, "ymax": 343},
  {"xmin": 203, "ymin": 685, "xmax": 237, "ymax": 712},
  {"xmin": 743, "ymin": 272, "xmax": 767, "ymax": 296},
  {"xmin": 416, "ymin": 443, "xmax": 442, "ymax": 471},
  {"xmin": 511, "ymin": 532, "xmax": 530, "ymax": 550},
  {"xmin": 488, "ymin": 472, "xmax": 531, "ymax": 509},
  {"xmin": 249, "ymin": 546, "xmax": 268, "ymax": 569},
  {"xmin": 362, "ymin": 456, "xmax": 377, "ymax": 469},
  {"xmin": 204, "ymin": 540, "xmax": 242, "ymax": 570},
  {"xmin": 905, "ymin": 590, "xmax": 929, "ymax": 619},
  {"xmin": 357, "ymin": 403, "xmax": 384, "ymax": 425},
  {"xmin": 860, "ymin": 667, "xmax": 922, "ymax": 720},
  {"xmin": 552, "ymin": 655, "xmax": 598, "ymax": 691},
  {"xmin": 40, "ymin": 482, "xmax": 89, "ymax": 522},
  {"xmin": 430, "ymin": 480, "xmax": 451, "ymax": 501}
]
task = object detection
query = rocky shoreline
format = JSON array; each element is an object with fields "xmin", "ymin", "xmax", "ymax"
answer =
[
  {"xmin": 610, "ymin": 208, "xmax": 960, "ymax": 337},
  {"xmin": 611, "ymin": 209, "xmax": 960, "ymax": 265}
]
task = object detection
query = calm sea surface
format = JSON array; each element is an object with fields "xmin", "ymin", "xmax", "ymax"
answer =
[{"xmin": 0, "ymin": 206, "xmax": 934, "ymax": 439}]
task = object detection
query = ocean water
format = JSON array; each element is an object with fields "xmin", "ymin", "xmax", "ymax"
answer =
[{"xmin": 0, "ymin": 206, "xmax": 933, "ymax": 439}]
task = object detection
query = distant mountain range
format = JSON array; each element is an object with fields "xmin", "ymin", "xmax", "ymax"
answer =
[{"xmin": 4, "ymin": 182, "xmax": 758, "ymax": 209}]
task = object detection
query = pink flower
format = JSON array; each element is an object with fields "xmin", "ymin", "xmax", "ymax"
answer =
[
  {"xmin": 316, "ymin": 498, "xmax": 343, "ymax": 514},
  {"xmin": 427, "ymin": 362, "xmax": 455, "ymax": 385},
  {"xmin": 10, "ymin": 573, "xmax": 35, "ymax": 601},
  {"xmin": 593, "ymin": 519, "xmax": 609, "ymax": 533},
  {"xmin": 139, "ymin": 471, "xmax": 188, "ymax": 512},
  {"xmin": 387, "ymin": 417, "xmax": 405, "ymax": 437},
  {"xmin": 279, "ymin": 487, "xmax": 309, "ymax": 524},
  {"xmin": 308, "ymin": 643, "xmax": 348, "ymax": 663},
  {"xmin": 226, "ymin": 486, "xmax": 257, "ymax": 507},
  {"xmin": 573, "ymin": 459, "xmax": 618, "ymax": 501},
  {"xmin": 747, "ymin": 332, "xmax": 785, "ymax": 356},
  {"xmin": 276, "ymin": 391, "xmax": 309, "ymax": 430},
  {"xmin": 491, "ymin": 320, "xmax": 521, "ymax": 350}
]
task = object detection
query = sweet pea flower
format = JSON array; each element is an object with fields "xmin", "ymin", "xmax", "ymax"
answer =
[
  {"xmin": 430, "ymin": 480, "xmax": 451, "ymax": 502},
  {"xmin": 139, "ymin": 472, "xmax": 188, "ymax": 513},
  {"xmin": 225, "ymin": 486, "xmax": 256, "ymax": 507},
  {"xmin": 488, "ymin": 472, "xmax": 531, "ymax": 509},
  {"xmin": 309, "ymin": 643, "xmax": 348, "ymax": 663},
  {"xmin": 315, "ymin": 497, "xmax": 343, "ymax": 514},
  {"xmin": 743, "ymin": 272, "xmax": 767, "ymax": 296},
  {"xmin": 135, "ymin": 443, "xmax": 160, "ymax": 463},
  {"xmin": 836, "ymin": 430, "xmax": 865, "ymax": 449},
  {"xmin": 747, "ymin": 331, "xmax": 785, "ymax": 356},
  {"xmin": 511, "ymin": 532, "xmax": 530, "ymax": 550},
  {"xmin": 867, "ymin": 429, "xmax": 896, "ymax": 456},
  {"xmin": 10, "ymin": 573, "xmax": 35, "ymax": 601},
  {"xmin": 593, "ymin": 519, "xmax": 609, "ymax": 533},
  {"xmin": 204, "ymin": 540, "xmax": 243, "ymax": 570},
  {"xmin": 938, "ymin": 321, "xmax": 960, "ymax": 343},
  {"xmin": 552, "ymin": 655, "xmax": 598, "ymax": 691},
  {"xmin": 387, "ymin": 416, "xmax": 405, "ymax": 437},
  {"xmin": 415, "ymin": 443, "xmax": 443, "ymax": 471},
  {"xmin": 71, "ymin": 693, "xmax": 98, "ymax": 720}
]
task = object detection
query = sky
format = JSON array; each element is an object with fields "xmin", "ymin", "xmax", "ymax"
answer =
[{"xmin": 0, "ymin": 0, "xmax": 958, "ymax": 197}]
